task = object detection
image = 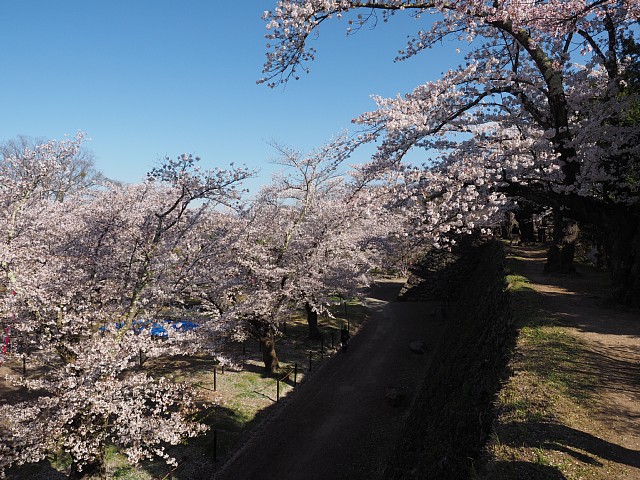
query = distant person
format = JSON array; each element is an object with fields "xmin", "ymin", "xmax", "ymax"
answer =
[{"xmin": 340, "ymin": 327, "xmax": 350, "ymax": 352}]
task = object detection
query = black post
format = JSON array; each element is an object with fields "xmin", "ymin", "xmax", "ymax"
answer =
[
  {"xmin": 276, "ymin": 377, "xmax": 280, "ymax": 402},
  {"xmin": 213, "ymin": 429, "xmax": 217, "ymax": 462},
  {"xmin": 213, "ymin": 366, "xmax": 217, "ymax": 391},
  {"xmin": 139, "ymin": 348, "xmax": 143, "ymax": 367},
  {"xmin": 294, "ymin": 362, "xmax": 298, "ymax": 387},
  {"xmin": 22, "ymin": 355, "xmax": 26, "ymax": 375}
]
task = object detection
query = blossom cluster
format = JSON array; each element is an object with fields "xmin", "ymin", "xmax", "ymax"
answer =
[
  {"xmin": 220, "ymin": 135, "xmax": 405, "ymax": 338},
  {"xmin": 261, "ymin": 0, "xmax": 640, "ymax": 244},
  {"xmin": 0, "ymin": 142, "xmax": 253, "ymax": 476},
  {"xmin": 0, "ymin": 133, "xmax": 402, "ymax": 475}
]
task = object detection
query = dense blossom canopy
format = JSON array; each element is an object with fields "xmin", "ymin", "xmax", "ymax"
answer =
[
  {"xmin": 0, "ymin": 139, "xmax": 253, "ymax": 476},
  {"xmin": 0, "ymin": 134, "xmax": 398, "ymax": 475},
  {"xmin": 220, "ymin": 136, "xmax": 402, "ymax": 342},
  {"xmin": 261, "ymin": 0, "xmax": 640, "ymax": 247}
]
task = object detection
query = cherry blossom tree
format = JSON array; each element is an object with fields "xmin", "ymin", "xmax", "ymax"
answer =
[
  {"xmin": 221, "ymin": 137, "xmax": 400, "ymax": 372},
  {"xmin": 0, "ymin": 331, "xmax": 207, "ymax": 479},
  {"xmin": 0, "ymin": 143, "xmax": 252, "ymax": 478},
  {"xmin": 1, "ymin": 133, "xmax": 103, "ymax": 202},
  {"xmin": 260, "ymin": 0, "xmax": 640, "ymax": 306},
  {"xmin": 0, "ymin": 133, "xmax": 89, "ymax": 350}
]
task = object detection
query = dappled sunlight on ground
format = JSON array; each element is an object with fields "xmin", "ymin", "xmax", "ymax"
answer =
[{"xmin": 485, "ymin": 244, "xmax": 640, "ymax": 480}]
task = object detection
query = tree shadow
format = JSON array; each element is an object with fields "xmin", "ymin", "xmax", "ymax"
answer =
[
  {"xmin": 368, "ymin": 278, "xmax": 406, "ymax": 302},
  {"xmin": 497, "ymin": 421, "xmax": 640, "ymax": 470},
  {"xmin": 5, "ymin": 459, "xmax": 67, "ymax": 480},
  {"xmin": 484, "ymin": 460, "xmax": 568, "ymax": 479},
  {"xmin": 519, "ymin": 325, "xmax": 640, "ymax": 402},
  {"xmin": 139, "ymin": 396, "xmax": 291, "ymax": 479},
  {"xmin": 144, "ymin": 353, "xmax": 218, "ymax": 377},
  {"xmin": 506, "ymin": 246, "xmax": 640, "ymax": 338}
]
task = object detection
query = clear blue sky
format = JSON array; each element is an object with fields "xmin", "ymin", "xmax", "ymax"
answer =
[{"xmin": 0, "ymin": 1, "xmax": 461, "ymax": 192}]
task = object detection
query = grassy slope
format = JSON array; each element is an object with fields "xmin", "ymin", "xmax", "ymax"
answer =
[{"xmin": 479, "ymin": 272, "xmax": 629, "ymax": 479}]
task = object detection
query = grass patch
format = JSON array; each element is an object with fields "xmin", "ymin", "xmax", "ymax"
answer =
[
  {"xmin": 480, "ymin": 260, "xmax": 627, "ymax": 480},
  {"xmin": 3, "ymin": 298, "xmax": 368, "ymax": 480},
  {"xmin": 106, "ymin": 446, "xmax": 154, "ymax": 480}
]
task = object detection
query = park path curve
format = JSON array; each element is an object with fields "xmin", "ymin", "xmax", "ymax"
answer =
[{"xmin": 213, "ymin": 279, "xmax": 444, "ymax": 480}]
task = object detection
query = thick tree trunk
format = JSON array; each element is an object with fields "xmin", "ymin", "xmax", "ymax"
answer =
[
  {"xmin": 607, "ymin": 214, "xmax": 640, "ymax": 307},
  {"xmin": 69, "ymin": 449, "xmax": 105, "ymax": 480},
  {"xmin": 544, "ymin": 211, "xmax": 579, "ymax": 275},
  {"xmin": 305, "ymin": 302, "xmax": 322, "ymax": 340},
  {"xmin": 260, "ymin": 334, "xmax": 279, "ymax": 375}
]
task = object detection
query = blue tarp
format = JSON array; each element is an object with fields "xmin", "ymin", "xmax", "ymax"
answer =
[
  {"xmin": 150, "ymin": 322, "xmax": 169, "ymax": 338},
  {"xmin": 99, "ymin": 319, "xmax": 199, "ymax": 338}
]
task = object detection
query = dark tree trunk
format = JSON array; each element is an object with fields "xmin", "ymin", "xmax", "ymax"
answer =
[
  {"xmin": 544, "ymin": 211, "xmax": 579, "ymax": 275},
  {"xmin": 305, "ymin": 302, "xmax": 322, "ymax": 340},
  {"xmin": 521, "ymin": 215, "xmax": 535, "ymax": 243},
  {"xmin": 501, "ymin": 182, "xmax": 640, "ymax": 306},
  {"xmin": 260, "ymin": 334, "xmax": 279, "ymax": 375},
  {"xmin": 606, "ymin": 214, "xmax": 640, "ymax": 307},
  {"xmin": 69, "ymin": 450, "xmax": 105, "ymax": 480}
]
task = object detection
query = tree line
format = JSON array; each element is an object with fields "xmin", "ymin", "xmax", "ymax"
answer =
[
  {"xmin": 2, "ymin": 0, "xmax": 640, "ymax": 477},
  {"xmin": 262, "ymin": 0, "xmax": 640, "ymax": 305},
  {"xmin": 0, "ymin": 133, "xmax": 405, "ymax": 477}
]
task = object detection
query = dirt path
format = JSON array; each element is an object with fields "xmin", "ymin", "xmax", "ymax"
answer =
[
  {"xmin": 508, "ymin": 245, "xmax": 640, "ymax": 478},
  {"xmin": 213, "ymin": 279, "xmax": 444, "ymax": 480}
]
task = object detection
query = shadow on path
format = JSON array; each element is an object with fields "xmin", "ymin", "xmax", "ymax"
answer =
[
  {"xmin": 500, "ymin": 245, "xmax": 640, "ymax": 479},
  {"xmin": 498, "ymin": 421, "xmax": 640, "ymax": 470},
  {"xmin": 213, "ymin": 279, "xmax": 444, "ymax": 480}
]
